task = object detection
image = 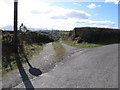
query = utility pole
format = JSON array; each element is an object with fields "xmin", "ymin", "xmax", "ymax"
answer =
[{"xmin": 14, "ymin": 0, "xmax": 18, "ymax": 53}]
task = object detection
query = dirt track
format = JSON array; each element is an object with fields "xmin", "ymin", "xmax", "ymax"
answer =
[{"xmin": 2, "ymin": 43, "xmax": 57, "ymax": 88}]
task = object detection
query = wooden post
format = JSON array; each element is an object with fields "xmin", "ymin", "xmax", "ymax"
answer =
[{"xmin": 14, "ymin": 0, "xmax": 18, "ymax": 53}]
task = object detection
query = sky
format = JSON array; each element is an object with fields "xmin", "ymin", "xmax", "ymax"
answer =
[{"xmin": 0, "ymin": 0, "xmax": 119, "ymax": 30}]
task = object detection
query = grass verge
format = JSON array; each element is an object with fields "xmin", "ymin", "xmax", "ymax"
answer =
[
  {"xmin": 62, "ymin": 40, "xmax": 102, "ymax": 48},
  {"xmin": 52, "ymin": 41, "xmax": 65, "ymax": 61}
]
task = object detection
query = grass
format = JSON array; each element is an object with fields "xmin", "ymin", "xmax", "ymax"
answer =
[
  {"xmin": 23, "ymin": 44, "xmax": 43, "ymax": 59},
  {"xmin": 63, "ymin": 40, "xmax": 102, "ymax": 48},
  {"xmin": 52, "ymin": 41, "xmax": 65, "ymax": 61},
  {"xmin": 58, "ymin": 31, "xmax": 69, "ymax": 35},
  {"xmin": 2, "ymin": 44, "xmax": 44, "ymax": 74}
]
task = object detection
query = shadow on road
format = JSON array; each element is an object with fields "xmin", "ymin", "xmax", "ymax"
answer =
[
  {"xmin": 19, "ymin": 41, "xmax": 42, "ymax": 76},
  {"xmin": 14, "ymin": 41, "xmax": 42, "ymax": 89},
  {"xmin": 15, "ymin": 54, "xmax": 35, "ymax": 89},
  {"xmin": 23, "ymin": 54, "xmax": 42, "ymax": 76}
]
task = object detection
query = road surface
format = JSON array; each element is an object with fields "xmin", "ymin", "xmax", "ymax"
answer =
[{"xmin": 15, "ymin": 44, "xmax": 118, "ymax": 88}]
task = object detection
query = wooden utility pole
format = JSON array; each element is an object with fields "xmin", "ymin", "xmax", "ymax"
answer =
[{"xmin": 14, "ymin": 0, "xmax": 18, "ymax": 53}]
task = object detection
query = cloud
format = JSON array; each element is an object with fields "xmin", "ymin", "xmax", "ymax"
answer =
[
  {"xmin": 87, "ymin": 3, "xmax": 101, "ymax": 9},
  {"xmin": 76, "ymin": 20, "xmax": 116, "ymax": 28},
  {"xmin": 0, "ymin": 0, "xmax": 117, "ymax": 30},
  {"xmin": 73, "ymin": 2, "xmax": 82, "ymax": 6},
  {"xmin": 0, "ymin": 0, "xmax": 11, "ymax": 4},
  {"xmin": 67, "ymin": 10, "xmax": 91, "ymax": 19},
  {"xmin": 0, "ymin": 0, "xmax": 13, "ymax": 27},
  {"xmin": 105, "ymin": 0, "xmax": 119, "ymax": 4},
  {"xmin": 51, "ymin": 15, "xmax": 67, "ymax": 19},
  {"xmin": 51, "ymin": 10, "xmax": 91, "ymax": 20},
  {"xmin": 31, "ymin": 10, "xmax": 43, "ymax": 14},
  {"xmin": 31, "ymin": 10, "xmax": 52, "ymax": 14}
]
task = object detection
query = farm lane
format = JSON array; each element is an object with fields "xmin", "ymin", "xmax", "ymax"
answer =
[
  {"xmin": 2, "ymin": 43, "xmax": 57, "ymax": 88},
  {"xmin": 2, "ymin": 42, "xmax": 83, "ymax": 89},
  {"xmin": 15, "ymin": 43, "xmax": 118, "ymax": 88},
  {"xmin": 61, "ymin": 42, "xmax": 89, "ymax": 57}
]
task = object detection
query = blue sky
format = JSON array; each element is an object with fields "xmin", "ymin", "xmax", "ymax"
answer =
[
  {"xmin": 51, "ymin": 2, "xmax": 118, "ymax": 28},
  {"xmin": 0, "ymin": 0, "xmax": 119, "ymax": 30}
]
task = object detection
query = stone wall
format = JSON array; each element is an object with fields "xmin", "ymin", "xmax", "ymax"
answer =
[{"xmin": 69, "ymin": 27, "xmax": 120, "ymax": 43}]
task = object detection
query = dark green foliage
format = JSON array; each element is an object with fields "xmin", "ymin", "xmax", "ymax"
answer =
[
  {"xmin": 2, "ymin": 32, "xmax": 15, "ymax": 70},
  {"xmin": 2, "ymin": 31, "xmax": 54, "ymax": 71},
  {"xmin": 18, "ymin": 31, "xmax": 54, "ymax": 45}
]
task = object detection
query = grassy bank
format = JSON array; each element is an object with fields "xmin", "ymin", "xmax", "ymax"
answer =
[
  {"xmin": 63, "ymin": 40, "xmax": 101, "ymax": 48},
  {"xmin": 18, "ymin": 44, "xmax": 44, "ymax": 64},
  {"xmin": 52, "ymin": 41, "xmax": 65, "ymax": 61},
  {"xmin": 2, "ymin": 44, "xmax": 43, "ymax": 74},
  {"xmin": 2, "ymin": 31, "xmax": 54, "ymax": 73}
]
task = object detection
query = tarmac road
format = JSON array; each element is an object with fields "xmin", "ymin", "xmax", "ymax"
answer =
[{"xmin": 15, "ymin": 44, "xmax": 118, "ymax": 88}]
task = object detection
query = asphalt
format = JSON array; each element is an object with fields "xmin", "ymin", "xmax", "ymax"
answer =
[{"xmin": 15, "ymin": 44, "xmax": 118, "ymax": 88}]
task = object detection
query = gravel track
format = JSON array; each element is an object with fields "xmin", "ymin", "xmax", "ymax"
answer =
[{"xmin": 2, "ymin": 43, "xmax": 57, "ymax": 88}]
